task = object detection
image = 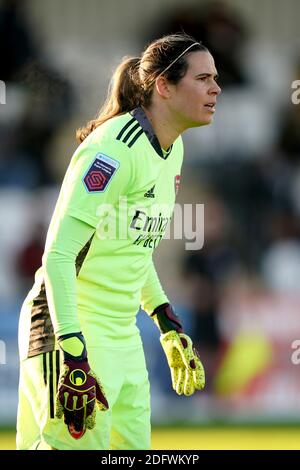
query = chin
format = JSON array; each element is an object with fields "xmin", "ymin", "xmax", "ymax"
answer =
[
  {"xmin": 193, "ymin": 118, "xmax": 213, "ymax": 127},
  {"xmin": 184, "ymin": 114, "xmax": 214, "ymax": 128},
  {"xmin": 193, "ymin": 112, "xmax": 215, "ymax": 126}
]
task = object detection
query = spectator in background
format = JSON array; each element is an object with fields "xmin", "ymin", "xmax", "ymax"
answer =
[
  {"xmin": 15, "ymin": 222, "xmax": 46, "ymax": 296},
  {"xmin": 261, "ymin": 206, "xmax": 300, "ymax": 293},
  {"xmin": 260, "ymin": 58, "xmax": 300, "ymax": 213},
  {"xmin": 147, "ymin": 0, "xmax": 249, "ymax": 88},
  {"xmin": 182, "ymin": 194, "xmax": 241, "ymax": 389},
  {"xmin": 0, "ymin": 0, "xmax": 74, "ymax": 187},
  {"xmin": 0, "ymin": 0, "xmax": 37, "ymax": 82},
  {"xmin": 258, "ymin": 57, "xmax": 300, "ymax": 290},
  {"xmin": 276, "ymin": 58, "xmax": 300, "ymax": 166}
]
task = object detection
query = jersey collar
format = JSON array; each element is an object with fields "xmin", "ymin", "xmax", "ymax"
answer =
[{"xmin": 130, "ymin": 107, "xmax": 173, "ymax": 160}]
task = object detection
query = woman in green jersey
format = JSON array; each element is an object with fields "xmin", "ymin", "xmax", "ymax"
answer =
[{"xmin": 17, "ymin": 32, "xmax": 221, "ymax": 450}]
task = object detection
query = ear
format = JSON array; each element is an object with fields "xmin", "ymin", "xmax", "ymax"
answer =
[{"xmin": 155, "ymin": 76, "xmax": 172, "ymax": 99}]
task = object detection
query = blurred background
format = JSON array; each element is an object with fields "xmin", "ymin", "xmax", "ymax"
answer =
[{"xmin": 1, "ymin": 0, "xmax": 300, "ymax": 449}]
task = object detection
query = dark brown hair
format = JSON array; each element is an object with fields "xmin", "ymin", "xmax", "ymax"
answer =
[{"xmin": 77, "ymin": 33, "xmax": 208, "ymax": 143}]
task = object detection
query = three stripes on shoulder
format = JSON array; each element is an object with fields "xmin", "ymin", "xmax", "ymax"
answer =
[{"xmin": 116, "ymin": 118, "xmax": 144, "ymax": 148}]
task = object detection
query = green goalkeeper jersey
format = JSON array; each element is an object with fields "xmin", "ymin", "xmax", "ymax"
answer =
[{"xmin": 20, "ymin": 107, "xmax": 184, "ymax": 358}]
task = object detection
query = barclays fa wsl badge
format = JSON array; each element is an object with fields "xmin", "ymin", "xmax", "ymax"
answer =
[
  {"xmin": 83, "ymin": 153, "xmax": 120, "ymax": 193},
  {"xmin": 174, "ymin": 175, "xmax": 181, "ymax": 195}
]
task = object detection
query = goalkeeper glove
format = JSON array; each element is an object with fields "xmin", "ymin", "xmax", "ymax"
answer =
[
  {"xmin": 56, "ymin": 332, "xmax": 109, "ymax": 439},
  {"xmin": 151, "ymin": 303, "xmax": 205, "ymax": 395}
]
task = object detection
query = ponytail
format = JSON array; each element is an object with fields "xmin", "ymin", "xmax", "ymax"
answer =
[{"xmin": 76, "ymin": 56, "xmax": 142, "ymax": 143}]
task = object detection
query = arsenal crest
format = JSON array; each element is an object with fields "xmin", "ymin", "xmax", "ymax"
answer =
[{"xmin": 174, "ymin": 175, "xmax": 181, "ymax": 195}]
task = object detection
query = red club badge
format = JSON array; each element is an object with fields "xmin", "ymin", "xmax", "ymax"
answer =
[{"xmin": 174, "ymin": 175, "xmax": 181, "ymax": 195}]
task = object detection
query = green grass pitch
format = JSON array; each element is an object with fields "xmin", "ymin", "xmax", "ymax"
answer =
[{"xmin": 2, "ymin": 426, "xmax": 300, "ymax": 450}]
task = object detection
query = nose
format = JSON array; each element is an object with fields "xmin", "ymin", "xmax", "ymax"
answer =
[{"xmin": 210, "ymin": 81, "xmax": 221, "ymax": 96}]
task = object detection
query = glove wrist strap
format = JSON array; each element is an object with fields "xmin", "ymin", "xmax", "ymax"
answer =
[
  {"xmin": 57, "ymin": 332, "xmax": 87, "ymax": 362},
  {"xmin": 151, "ymin": 303, "xmax": 183, "ymax": 333}
]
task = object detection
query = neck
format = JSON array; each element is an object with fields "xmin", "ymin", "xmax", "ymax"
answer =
[{"xmin": 142, "ymin": 103, "xmax": 184, "ymax": 150}]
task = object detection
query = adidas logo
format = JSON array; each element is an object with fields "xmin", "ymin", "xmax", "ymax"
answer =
[{"xmin": 144, "ymin": 185, "xmax": 155, "ymax": 198}]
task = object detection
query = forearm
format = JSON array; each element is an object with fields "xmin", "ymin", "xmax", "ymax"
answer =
[
  {"xmin": 141, "ymin": 260, "xmax": 183, "ymax": 332},
  {"xmin": 43, "ymin": 248, "xmax": 80, "ymax": 336},
  {"xmin": 43, "ymin": 214, "xmax": 95, "ymax": 336},
  {"xmin": 141, "ymin": 260, "xmax": 169, "ymax": 314}
]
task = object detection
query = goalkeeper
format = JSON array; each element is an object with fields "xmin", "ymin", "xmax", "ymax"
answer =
[{"xmin": 16, "ymin": 32, "xmax": 220, "ymax": 450}]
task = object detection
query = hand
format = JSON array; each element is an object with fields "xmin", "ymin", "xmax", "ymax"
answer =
[
  {"xmin": 160, "ymin": 330, "xmax": 205, "ymax": 396},
  {"xmin": 55, "ymin": 333, "xmax": 109, "ymax": 439}
]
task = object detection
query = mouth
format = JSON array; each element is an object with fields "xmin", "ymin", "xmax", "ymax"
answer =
[{"xmin": 204, "ymin": 103, "xmax": 216, "ymax": 112}]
